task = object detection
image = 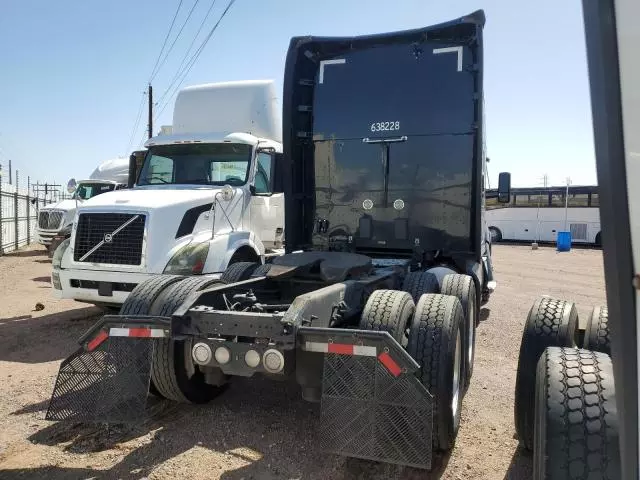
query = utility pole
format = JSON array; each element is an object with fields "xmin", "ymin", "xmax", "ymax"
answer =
[
  {"xmin": 147, "ymin": 84, "xmax": 153, "ymax": 139},
  {"xmin": 8, "ymin": 159, "xmax": 12, "ymax": 184}
]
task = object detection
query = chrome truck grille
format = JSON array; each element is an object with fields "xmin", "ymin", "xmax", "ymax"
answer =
[
  {"xmin": 38, "ymin": 210, "xmax": 64, "ymax": 230},
  {"xmin": 74, "ymin": 213, "xmax": 146, "ymax": 265}
]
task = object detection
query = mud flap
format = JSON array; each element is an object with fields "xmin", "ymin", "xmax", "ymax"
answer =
[
  {"xmin": 46, "ymin": 315, "xmax": 170, "ymax": 423},
  {"xmin": 299, "ymin": 327, "xmax": 433, "ymax": 470},
  {"xmin": 46, "ymin": 336, "xmax": 153, "ymax": 423}
]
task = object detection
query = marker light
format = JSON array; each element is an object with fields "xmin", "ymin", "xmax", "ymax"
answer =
[{"xmin": 214, "ymin": 346, "xmax": 231, "ymax": 365}]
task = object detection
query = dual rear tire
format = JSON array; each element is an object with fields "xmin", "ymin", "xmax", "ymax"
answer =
[
  {"xmin": 360, "ymin": 281, "xmax": 472, "ymax": 451},
  {"xmin": 119, "ymin": 274, "xmax": 230, "ymax": 404},
  {"xmin": 514, "ymin": 296, "xmax": 620, "ymax": 479}
]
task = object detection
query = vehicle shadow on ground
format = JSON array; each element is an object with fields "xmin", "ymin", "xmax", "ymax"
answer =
[
  {"xmin": 34, "ymin": 259, "xmax": 52, "ymax": 264},
  {"xmin": 480, "ymin": 308, "xmax": 491, "ymax": 322},
  {"xmin": 503, "ymin": 446, "xmax": 532, "ymax": 479},
  {"xmin": 20, "ymin": 376, "xmax": 447, "ymax": 480},
  {"xmin": 0, "ymin": 307, "xmax": 102, "ymax": 363},
  {"xmin": 32, "ymin": 276, "xmax": 51, "ymax": 283},
  {"xmin": 2, "ymin": 248, "xmax": 47, "ymax": 258}
]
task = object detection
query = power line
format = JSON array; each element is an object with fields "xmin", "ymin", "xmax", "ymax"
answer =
[
  {"xmin": 153, "ymin": 0, "xmax": 236, "ymax": 121},
  {"xmin": 152, "ymin": 0, "xmax": 201, "ymax": 83},
  {"xmin": 148, "ymin": 0, "xmax": 185, "ymax": 83},
  {"xmin": 124, "ymin": 0, "xmax": 184, "ymax": 154},
  {"xmin": 124, "ymin": 91, "xmax": 147, "ymax": 155},
  {"xmin": 154, "ymin": 0, "xmax": 218, "ymax": 111}
]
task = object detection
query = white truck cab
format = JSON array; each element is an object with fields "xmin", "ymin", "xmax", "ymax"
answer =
[
  {"xmin": 36, "ymin": 158, "xmax": 129, "ymax": 252},
  {"xmin": 52, "ymin": 80, "xmax": 285, "ymax": 307}
]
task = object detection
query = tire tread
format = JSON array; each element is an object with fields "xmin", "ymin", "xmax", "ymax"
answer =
[
  {"xmin": 402, "ymin": 271, "xmax": 439, "ymax": 303},
  {"xmin": 408, "ymin": 294, "xmax": 463, "ymax": 451},
  {"xmin": 515, "ymin": 296, "xmax": 578, "ymax": 450},
  {"xmin": 150, "ymin": 277, "xmax": 224, "ymax": 403},
  {"xmin": 535, "ymin": 347, "xmax": 620, "ymax": 479},
  {"xmin": 359, "ymin": 289, "xmax": 414, "ymax": 343}
]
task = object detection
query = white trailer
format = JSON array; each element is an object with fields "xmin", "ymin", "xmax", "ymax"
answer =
[
  {"xmin": 51, "ymin": 80, "xmax": 285, "ymax": 307},
  {"xmin": 36, "ymin": 158, "xmax": 129, "ymax": 252}
]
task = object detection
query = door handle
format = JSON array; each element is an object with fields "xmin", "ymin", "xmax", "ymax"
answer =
[{"xmin": 362, "ymin": 136, "xmax": 408, "ymax": 144}]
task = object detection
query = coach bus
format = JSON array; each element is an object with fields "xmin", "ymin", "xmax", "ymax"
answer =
[{"xmin": 485, "ymin": 185, "xmax": 601, "ymax": 245}]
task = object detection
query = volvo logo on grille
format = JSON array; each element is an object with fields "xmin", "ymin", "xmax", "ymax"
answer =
[{"xmin": 104, "ymin": 233, "xmax": 114, "ymax": 243}]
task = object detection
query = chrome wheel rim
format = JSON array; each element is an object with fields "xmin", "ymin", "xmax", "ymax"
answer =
[{"xmin": 452, "ymin": 329, "xmax": 462, "ymax": 419}]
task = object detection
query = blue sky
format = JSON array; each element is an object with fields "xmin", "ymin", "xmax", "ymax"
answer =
[{"xmin": 0, "ymin": 0, "xmax": 594, "ymax": 189}]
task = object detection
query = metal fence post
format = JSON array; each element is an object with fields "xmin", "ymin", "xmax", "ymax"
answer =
[
  {"xmin": 14, "ymin": 170, "xmax": 19, "ymax": 251},
  {"xmin": 27, "ymin": 176, "xmax": 31, "ymax": 244}
]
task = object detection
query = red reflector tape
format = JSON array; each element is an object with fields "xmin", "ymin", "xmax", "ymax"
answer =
[
  {"xmin": 87, "ymin": 330, "xmax": 108, "ymax": 351},
  {"xmin": 128, "ymin": 328, "xmax": 151, "ymax": 338},
  {"xmin": 378, "ymin": 351, "xmax": 402, "ymax": 377},
  {"xmin": 327, "ymin": 343, "xmax": 354, "ymax": 355}
]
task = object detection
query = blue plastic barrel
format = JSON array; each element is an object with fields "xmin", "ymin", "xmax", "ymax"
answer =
[{"xmin": 557, "ymin": 231, "xmax": 572, "ymax": 252}]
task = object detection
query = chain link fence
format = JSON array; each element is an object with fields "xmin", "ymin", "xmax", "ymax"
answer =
[{"xmin": 0, "ymin": 172, "xmax": 71, "ymax": 255}]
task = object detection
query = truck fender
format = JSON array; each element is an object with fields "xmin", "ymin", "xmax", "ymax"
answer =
[
  {"xmin": 203, "ymin": 231, "xmax": 264, "ymax": 273},
  {"xmin": 424, "ymin": 265, "xmax": 457, "ymax": 290}
]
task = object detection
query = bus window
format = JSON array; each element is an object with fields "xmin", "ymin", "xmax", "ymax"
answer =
[
  {"xmin": 528, "ymin": 193, "xmax": 548, "ymax": 206},
  {"xmin": 550, "ymin": 193, "xmax": 565, "ymax": 207},
  {"xmin": 514, "ymin": 194, "xmax": 530, "ymax": 206},
  {"xmin": 568, "ymin": 193, "xmax": 589, "ymax": 207},
  {"xmin": 590, "ymin": 193, "xmax": 599, "ymax": 207}
]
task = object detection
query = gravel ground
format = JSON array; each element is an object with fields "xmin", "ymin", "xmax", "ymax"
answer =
[{"xmin": 0, "ymin": 243, "xmax": 606, "ymax": 479}]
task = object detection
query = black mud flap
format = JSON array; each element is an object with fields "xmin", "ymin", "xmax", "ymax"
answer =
[
  {"xmin": 46, "ymin": 315, "xmax": 170, "ymax": 423},
  {"xmin": 298, "ymin": 327, "xmax": 433, "ymax": 470}
]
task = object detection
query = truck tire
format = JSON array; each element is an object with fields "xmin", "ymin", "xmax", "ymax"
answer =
[
  {"xmin": 149, "ymin": 276, "xmax": 226, "ymax": 403},
  {"xmin": 441, "ymin": 274, "xmax": 477, "ymax": 391},
  {"xmin": 534, "ymin": 347, "xmax": 620, "ymax": 480},
  {"xmin": 118, "ymin": 275, "xmax": 185, "ymax": 397},
  {"xmin": 220, "ymin": 262, "xmax": 259, "ymax": 283},
  {"xmin": 489, "ymin": 226, "xmax": 502, "ymax": 243},
  {"xmin": 407, "ymin": 294, "xmax": 465, "ymax": 451},
  {"xmin": 251, "ymin": 263, "xmax": 272, "ymax": 277},
  {"xmin": 359, "ymin": 289, "xmax": 415, "ymax": 345},
  {"xmin": 402, "ymin": 271, "xmax": 439, "ymax": 303},
  {"xmin": 583, "ymin": 305, "xmax": 611, "ymax": 355},
  {"xmin": 515, "ymin": 296, "xmax": 578, "ymax": 450},
  {"xmin": 119, "ymin": 274, "xmax": 185, "ymax": 316}
]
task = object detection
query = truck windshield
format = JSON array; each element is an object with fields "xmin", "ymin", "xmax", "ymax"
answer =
[
  {"xmin": 138, "ymin": 143, "xmax": 253, "ymax": 186},
  {"xmin": 74, "ymin": 182, "xmax": 116, "ymax": 200}
]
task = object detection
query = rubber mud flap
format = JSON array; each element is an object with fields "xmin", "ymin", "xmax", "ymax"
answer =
[
  {"xmin": 299, "ymin": 327, "xmax": 433, "ymax": 469},
  {"xmin": 46, "ymin": 336, "xmax": 153, "ymax": 423}
]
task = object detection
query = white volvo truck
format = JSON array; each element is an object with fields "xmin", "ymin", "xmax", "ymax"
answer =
[
  {"xmin": 52, "ymin": 80, "xmax": 285, "ymax": 307},
  {"xmin": 36, "ymin": 158, "xmax": 129, "ymax": 253}
]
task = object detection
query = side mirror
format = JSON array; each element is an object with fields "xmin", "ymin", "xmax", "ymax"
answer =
[
  {"xmin": 67, "ymin": 178, "xmax": 77, "ymax": 194},
  {"xmin": 498, "ymin": 172, "xmax": 511, "ymax": 203},
  {"xmin": 272, "ymin": 152, "xmax": 284, "ymax": 193},
  {"xmin": 129, "ymin": 150, "xmax": 145, "ymax": 188},
  {"xmin": 128, "ymin": 153, "xmax": 137, "ymax": 188}
]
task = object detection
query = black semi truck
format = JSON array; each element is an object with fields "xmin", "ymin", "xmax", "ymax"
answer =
[{"xmin": 46, "ymin": 10, "xmax": 510, "ymax": 469}]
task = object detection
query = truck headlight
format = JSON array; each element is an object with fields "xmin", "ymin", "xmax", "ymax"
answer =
[
  {"xmin": 52, "ymin": 238, "xmax": 71, "ymax": 269},
  {"xmin": 164, "ymin": 242, "xmax": 209, "ymax": 275}
]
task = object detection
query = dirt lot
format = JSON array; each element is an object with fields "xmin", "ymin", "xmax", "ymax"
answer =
[{"xmin": 0, "ymin": 244, "xmax": 606, "ymax": 479}]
